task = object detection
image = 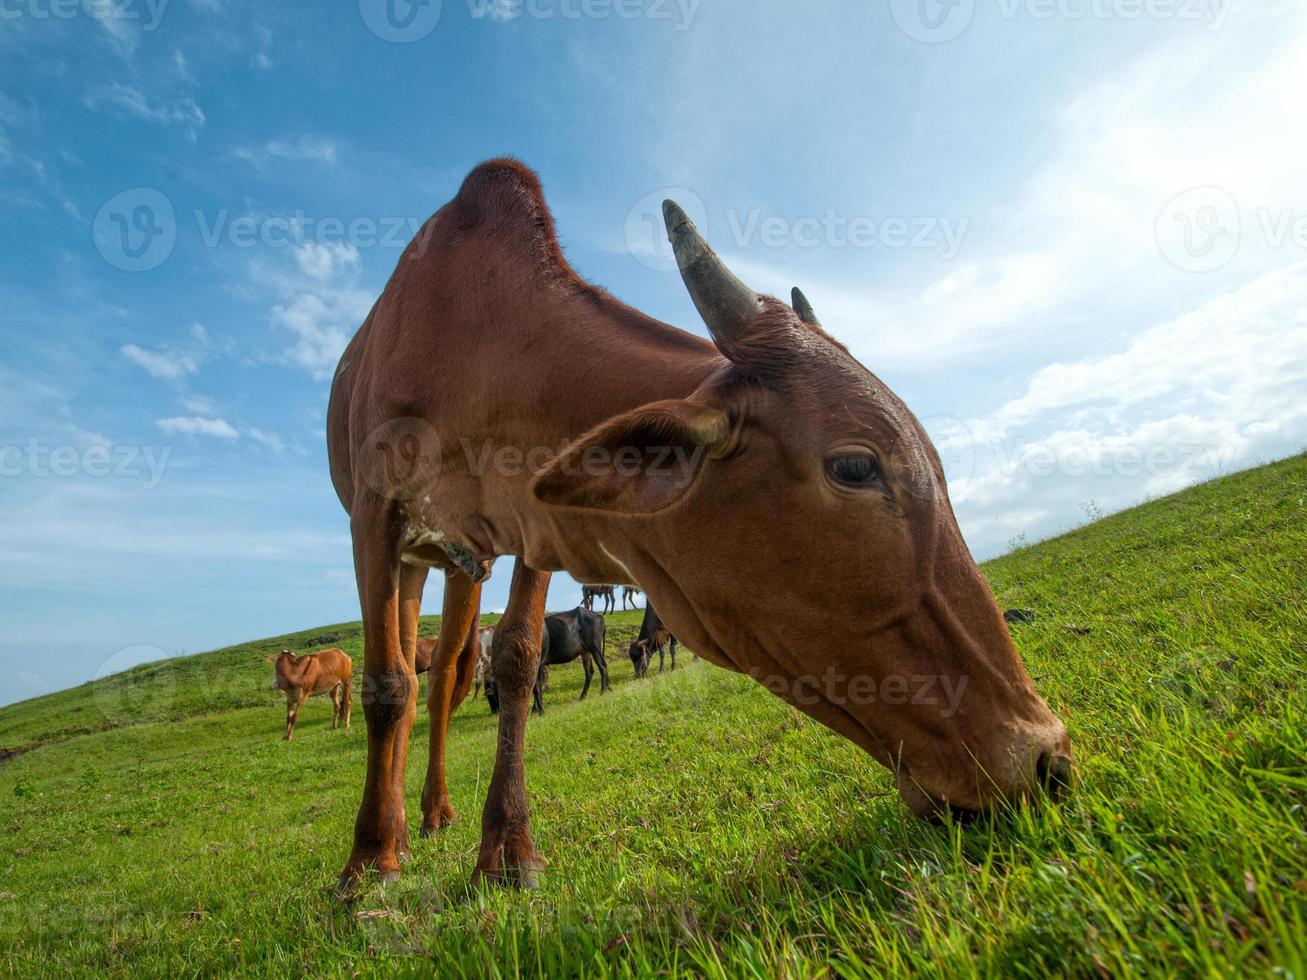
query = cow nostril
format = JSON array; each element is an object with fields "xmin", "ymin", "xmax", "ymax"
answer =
[{"xmin": 1036, "ymin": 751, "xmax": 1073, "ymax": 802}]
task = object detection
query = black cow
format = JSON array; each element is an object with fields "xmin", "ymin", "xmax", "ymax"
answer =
[
  {"xmin": 485, "ymin": 607, "xmax": 610, "ymax": 715},
  {"xmin": 629, "ymin": 602, "xmax": 678, "ymax": 678}
]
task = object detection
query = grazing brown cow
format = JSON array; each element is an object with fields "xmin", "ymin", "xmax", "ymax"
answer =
[
  {"xmin": 472, "ymin": 628, "xmax": 494, "ymax": 701},
  {"xmin": 266, "ymin": 648, "xmax": 352, "ymax": 741},
  {"xmin": 629, "ymin": 601, "xmax": 677, "ymax": 678},
  {"xmin": 326, "ymin": 159, "xmax": 1071, "ymax": 892}
]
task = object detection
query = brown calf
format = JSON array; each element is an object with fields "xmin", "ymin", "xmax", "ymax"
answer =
[{"xmin": 266, "ymin": 648, "xmax": 352, "ymax": 741}]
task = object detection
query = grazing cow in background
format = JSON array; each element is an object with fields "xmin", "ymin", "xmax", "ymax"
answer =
[
  {"xmin": 485, "ymin": 608, "xmax": 609, "ymax": 714},
  {"xmin": 326, "ymin": 159, "xmax": 1071, "ymax": 891},
  {"xmin": 538, "ymin": 607, "xmax": 609, "ymax": 706},
  {"xmin": 472, "ymin": 628, "xmax": 494, "ymax": 701},
  {"xmin": 629, "ymin": 602, "xmax": 677, "ymax": 678},
  {"xmin": 621, "ymin": 586, "xmax": 641, "ymax": 610},
  {"xmin": 266, "ymin": 648, "xmax": 352, "ymax": 741}
]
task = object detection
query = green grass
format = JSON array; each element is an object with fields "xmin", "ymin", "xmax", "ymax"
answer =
[{"xmin": 2, "ymin": 456, "xmax": 1305, "ymax": 978}]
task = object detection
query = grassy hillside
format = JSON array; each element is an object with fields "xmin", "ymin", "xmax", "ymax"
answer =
[{"xmin": 2, "ymin": 456, "xmax": 1305, "ymax": 977}]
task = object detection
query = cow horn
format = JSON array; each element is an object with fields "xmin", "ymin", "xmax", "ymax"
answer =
[
  {"xmin": 663, "ymin": 200, "xmax": 761, "ymax": 347},
  {"xmin": 791, "ymin": 287, "xmax": 821, "ymax": 327}
]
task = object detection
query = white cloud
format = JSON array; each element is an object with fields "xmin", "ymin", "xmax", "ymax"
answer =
[
  {"xmin": 250, "ymin": 243, "xmax": 372, "ymax": 380},
  {"xmin": 244, "ymin": 427, "xmax": 286, "ymax": 452},
  {"xmin": 120, "ymin": 324, "xmax": 210, "ymax": 382},
  {"xmin": 121, "ymin": 343, "xmax": 199, "ymax": 381},
  {"xmin": 294, "ymin": 241, "xmax": 360, "ymax": 283},
  {"xmin": 234, "ymin": 134, "xmax": 337, "ymax": 167},
  {"xmin": 83, "ymin": 84, "xmax": 205, "ymax": 141},
  {"xmin": 942, "ymin": 261, "xmax": 1307, "ymax": 557},
  {"xmin": 180, "ymin": 394, "xmax": 218, "ymax": 415},
  {"xmin": 155, "ymin": 416, "xmax": 239, "ymax": 439}
]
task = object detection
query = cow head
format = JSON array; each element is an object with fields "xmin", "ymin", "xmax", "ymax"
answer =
[
  {"xmin": 265, "ymin": 649, "xmax": 304, "ymax": 692},
  {"xmin": 629, "ymin": 639, "xmax": 651, "ymax": 678},
  {"xmin": 532, "ymin": 201, "xmax": 1072, "ymax": 818}
]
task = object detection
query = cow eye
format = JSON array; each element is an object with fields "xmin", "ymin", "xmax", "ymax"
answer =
[{"xmin": 826, "ymin": 452, "xmax": 881, "ymax": 488}]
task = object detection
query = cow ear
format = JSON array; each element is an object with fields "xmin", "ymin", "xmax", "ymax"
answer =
[
  {"xmin": 531, "ymin": 399, "xmax": 731, "ymax": 514},
  {"xmin": 265, "ymin": 654, "xmax": 279, "ymax": 663}
]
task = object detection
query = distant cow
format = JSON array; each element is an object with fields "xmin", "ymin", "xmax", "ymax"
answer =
[
  {"xmin": 629, "ymin": 602, "xmax": 678, "ymax": 678},
  {"xmin": 486, "ymin": 608, "xmax": 609, "ymax": 714},
  {"xmin": 621, "ymin": 586, "xmax": 641, "ymax": 610},
  {"xmin": 581, "ymin": 585, "xmax": 615, "ymax": 614},
  {"xmin": 472, "ymin": 628, "xmax": 494, "ymax": 701},
  {"xmin": 266, "ymin": 648, "xmax": 352, "ymax": 741}
]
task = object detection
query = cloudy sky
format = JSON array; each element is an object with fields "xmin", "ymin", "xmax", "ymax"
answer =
[{"xmin": 2, "ymin": 0, "xmax": 1305, "ymax": 704}]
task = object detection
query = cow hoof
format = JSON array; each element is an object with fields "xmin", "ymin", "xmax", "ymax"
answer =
[
  {"xmin": 471, "ymin": 860, "xmax": 542, "ymax": 890},
  {"xmin": 420, "ymin": 804, "xmax": 457, "ymax": 837},
  {"xmin": 471, "ymin": 838, "xmax": 545, "ymax": 890},
  {"xmin": 335, "ymin": 864, "xmax": 400, "ymax": 901}
]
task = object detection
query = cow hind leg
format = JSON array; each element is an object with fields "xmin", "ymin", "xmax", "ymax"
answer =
[
  {"xmin": 449, "ymin": 619, "xmax": 481, "ymax": 712},
  {"xmin": 419, "ymin": 571, "xmax": 482, "ymax": 837},
  {"xmin": 579, "ymin": 653, "xmax": 594, "ymax": 700},
  {"xmin": 474, "ymin": 558, "xmax": 550, "ymax": 889},
  {"xmin": 331, "ymin": 685, "xmax": 342, "ymax": 729}
]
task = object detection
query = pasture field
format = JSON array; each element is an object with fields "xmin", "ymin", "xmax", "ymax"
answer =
[{"xmin": 1, "ymin": 455, "xmax": 1305, "ymax": 977}]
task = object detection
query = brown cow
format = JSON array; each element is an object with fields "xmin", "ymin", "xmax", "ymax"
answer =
[
  {"xmin": 326, "ymin": 159, "xmax": 1072, "ymax": 892},
  {"xmin": 629, "ymin": 601, "xmax": 677, "ymax": 678},
  {"xmin": 266, "ymin": 648, "xmax": 352, "ymax": 741}
]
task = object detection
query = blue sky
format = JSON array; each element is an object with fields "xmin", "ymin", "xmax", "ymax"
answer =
[{"xmin": 2, "ymin": 0, "xmax": 1305, "ymax": 705}]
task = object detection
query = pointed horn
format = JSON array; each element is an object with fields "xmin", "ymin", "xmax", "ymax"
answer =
[
  {"xmin": 791, "ymin": 287, "xmax": 821, "ymax": 327},
  {"xmin": 662, "ymin": 200, "xmax": 761, "ymax": 347}
]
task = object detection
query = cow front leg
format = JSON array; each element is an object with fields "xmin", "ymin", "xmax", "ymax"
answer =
[
  {"xmin": 284, "ymin": 689, "xmax": 307, "ymax": 741},
  {"xmin": 419, "ymin": 571, "xmax": 481, "ymax": 836},
  {"xmin": 338, "ymin": 502, "xmax": 412, "ymax": 893},
  {"xmin": 473, "ymin": 559, "xmax": 550, "ymax": 889}
]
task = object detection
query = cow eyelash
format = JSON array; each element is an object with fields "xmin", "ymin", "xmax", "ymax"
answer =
[{"xmin": 826, "ymin": 452, "xmax": 881, "ymax": 489}]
